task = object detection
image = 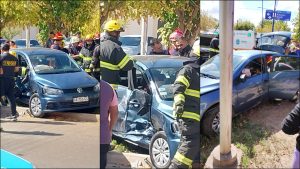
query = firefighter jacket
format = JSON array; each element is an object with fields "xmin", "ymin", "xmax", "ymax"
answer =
[
  {"xmin": 173, "ymin": 61, "xmax": 200, "ymax": 122},
  {"xmin": 209, "ymin": 37, "xmax": 219, "ymax": 57},
  {"xmin": 79, "ymin": 42, "xmax": 96, "ymax": 73},
  {"xmin": 93, "ymin": 34, "xmax": 133, "ymax": 89}
]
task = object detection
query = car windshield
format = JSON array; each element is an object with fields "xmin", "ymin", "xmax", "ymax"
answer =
[
  {"xmin": 200, "ymin": 54, "xmax": 245, "ymax": 78},
  {"xmin": 257, "ymin": 35, "xmax": 288, "ymax": 47},
  {"xmin": 15, "ymin": 40, "xmax": 40, "ymax": 46},
  {"xmin": 119, "ymin": 37, "xmax": 153, "ymax": 46},
  {"xmin": 149, "ymin": 67, "xmax": 180, "ymax": 100},
  {"xmin": 29, "ymin": 53, "xmax": 81, "ymax": 74}
]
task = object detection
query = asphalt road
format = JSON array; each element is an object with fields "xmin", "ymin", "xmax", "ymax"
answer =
[{"xmin": 0, "ymin": 106, "xmax": 100, "ymax": 168}]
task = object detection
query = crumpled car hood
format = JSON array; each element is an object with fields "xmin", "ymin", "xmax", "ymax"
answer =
[{"xmin": 200, "ymin": 77, "xmax": 220, "ymax": 95}]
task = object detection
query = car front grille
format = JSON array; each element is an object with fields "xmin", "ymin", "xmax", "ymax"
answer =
[{"xmin": 63, "ymin": 87, "xmax": 94, "ymax": 94}]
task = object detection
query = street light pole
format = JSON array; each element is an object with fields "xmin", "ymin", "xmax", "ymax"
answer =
[
  {"xmin": 204, "ymin": 1, "xmax": 242, "ymax": 167},
  {"xmin": 271, "ymin": 0, "xmax": 277, "ymax": 32}
]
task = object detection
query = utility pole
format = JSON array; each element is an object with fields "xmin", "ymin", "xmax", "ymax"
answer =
[
  {"xmin": 271, "ymin": 0, "xmax": 277, "ymax": 32},
  {"xmin": 140, "ymin": 16, "xmax": 148, "ymax": 55},
  {"xmin": 205, "ymin": 1, "xmax": 242, "ymax": 167}
]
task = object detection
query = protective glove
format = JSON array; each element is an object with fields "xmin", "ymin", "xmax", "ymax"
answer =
[{"xmin": 174, "ymin": 105, "xmax": 184, "ymax": 120}]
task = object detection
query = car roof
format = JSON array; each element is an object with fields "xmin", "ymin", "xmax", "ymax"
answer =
[
  {"xmin": 261, "ymin": 31, "xmax": 291, "ymax": 37},
  {"xmin": 232, "ymin": 50, "xmax": 279, "ymax": 58},
  {"xmin": 12, "ymin": 47, "xmax": 66, "ymax": 56},
  {"xmin": 133, "ymin": 55, "xmax": 191, "ymax": 69}
]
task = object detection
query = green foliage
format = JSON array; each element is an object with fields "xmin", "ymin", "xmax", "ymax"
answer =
[
  {"xmin": 234, "ymin": 20, "xmax": 255, "ymax": 31},
  {"xmin": 256, "ymin": 20, "xmax": 291, "ymax": 33},
  {"xmin": 0, "ymin": 27, "xmax": 21, "ymax": 40},
  {"xmin": 200, "ymin": 10, "xmax": 218, "ymax": 31},
  {"xmin": 292, "ymin": 9, "xmax": 299, "ymax": 41}
]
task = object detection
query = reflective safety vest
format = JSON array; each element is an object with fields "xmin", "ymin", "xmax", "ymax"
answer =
[
  {"xmin": 173, "ymin": 62, "xmax": 200, "ymax": 121},
  {"xmin": 79, "ymin": 43, "xmax": 95, "ymax": 73},
  {"xmin": 98, "ymin": 35, "xmax": 134, "ymax": 90}
]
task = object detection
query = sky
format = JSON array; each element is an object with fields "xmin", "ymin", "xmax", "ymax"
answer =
[{"xmin": 200, "ymin": 0, "xmax": 299, "ymax": 30}]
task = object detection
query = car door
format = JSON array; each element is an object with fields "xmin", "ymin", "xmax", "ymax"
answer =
[
  {"xmin": 15, "ymin": 53, "xmax": 31, "ymax": 102},
  {"xmin": 268, "ymin": 55, "xmax": 300, "ymax": 100},
  {"xmin": 235, "ymin": 56, "xmax": 266, "ymax": 113},
  {"xmin": 123, "ymin": 67, "xmax": 153, "ymax": 147}
]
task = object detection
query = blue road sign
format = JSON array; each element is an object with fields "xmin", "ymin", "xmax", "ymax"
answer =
[
  {"xmin": 265, "ymin": 10, "xmax": 291, "ymax": 21},
  {"xmin": 265, "ymin": 10, "xmax": 274, "ymax": 20},
  {"xmin": 275, "ymin": 10, "xmax": 291, "ymax": 21}
]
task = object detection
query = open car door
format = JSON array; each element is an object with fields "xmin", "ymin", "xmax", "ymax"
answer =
[{"xmin": 268, "ymin": 54, "xmax": 300, "ymax": 100}]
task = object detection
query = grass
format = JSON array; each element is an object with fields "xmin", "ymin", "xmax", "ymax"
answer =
[
  {"xmin": 200, "ymin": 115, "xmax": 271, "ymax": 168},
  {"xmin": 110, "ymin": 137, "xmax": 149, "ymax": 154}
]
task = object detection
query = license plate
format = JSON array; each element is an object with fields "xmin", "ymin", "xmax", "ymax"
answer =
[{"xmin": 73, "ymin": 96, "xmax": 89, "ymax": 103}]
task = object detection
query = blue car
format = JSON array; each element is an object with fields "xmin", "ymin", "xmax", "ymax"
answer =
[
  {"xmin": 12, "ymin": 48, "xmax": 99, "ymax": 117},
  {"xmin": 256, "ymin": 31, "xmax": 292, "ymax": 54},
  {"xmin": 113, "ymin": 55, "xmax": 191, "ymax": 168},
  {"xmin": 1, "ymin": 149, "xmax": 35, "ymax": 168},
  {"xmin": 200, "ymin": 50, "xmax": 300, "ymax": 136}
]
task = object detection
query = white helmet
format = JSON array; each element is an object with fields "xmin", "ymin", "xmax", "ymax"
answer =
[
  {"xmin": 70, "ymin": 36, "xmax": 80, "ymax": 44},
  {"xmin": 192, "ymin": 39, "xmax": 200, "ymax": 57}
]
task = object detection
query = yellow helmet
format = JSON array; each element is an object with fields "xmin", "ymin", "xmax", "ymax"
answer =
[
  {"xmin": 192, "ymin": 39, "xmax": 200, "ymax": 57},
  {"xmin": 104, "ymin": 20, "xmax": 124, "ymax": 32},
  {"xmin": 85, "ymin": 34, "xmax": 94, "ymax": 40}
]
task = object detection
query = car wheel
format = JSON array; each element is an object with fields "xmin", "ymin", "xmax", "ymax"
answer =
[
  {"xmin": 201, "ymin": 106, "xmax": 220, "ymax": 137},
  {"xmin": 290, "ymin": 90, "xmax": 299, "ymax": 103},
  {"xmin": 29, "ymin": 94, "xmax": 44, "ymax": 118},
  {"xmin": 149, "ymin": 131, "xmax": 171, "ymax": 169}
]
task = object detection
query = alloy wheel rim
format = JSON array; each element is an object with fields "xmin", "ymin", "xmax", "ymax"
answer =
[
  {"xmin": 212, "ymin": 112, "xmax": 220, "ymax": 133},
  {"xmin": 31, "ymin": 97, "xmax": 41, "ymax": 116},
  {"xmin": 152, "ymin": 137, "xmax": 170, "ymax": 167}
]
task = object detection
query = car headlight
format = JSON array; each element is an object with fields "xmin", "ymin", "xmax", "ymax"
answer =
[
  {"xmin": 93, "ymin": 83, "xmax": 100, "ymax": 92},
  {"xmin": 43, "ymin": 86, "xmax": 63, "ymax": 95}
]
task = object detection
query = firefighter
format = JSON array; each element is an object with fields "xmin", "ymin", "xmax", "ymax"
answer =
[
  {"xmin": 92, "ymin": 20, "xmax": 133, "ymax": 89},
  {"xmin": 170, "ymin": 40, "xmax": 200, "ymax": 169},
  {"xmin": 209, "ymin": 33, "xmax": 219, "ymax": 58},
  {"xmin": 169, "ymin": 29, "xmax": 192, "ymax": 57},
  {"xmin": 0, "ymin": 44, "xmax": 19, "ymax": 121},
  {"xmin": 79, "ymin": 34, "xmax": 96, "ymax": 75}
]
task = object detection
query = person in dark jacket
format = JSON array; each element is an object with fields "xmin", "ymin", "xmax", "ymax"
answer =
[
  {"xmin": 169, "ymin": 29, "xmax": 192, "ymax": 57},
  {"xmin": 149, "ymin": 38, "xmax": 168, "ymax": 55},
  {"xmin": 0, "ymin": 44, "xmax": 19, "ymax": 121},
  {"xmin": 282, "ymin": 102, "xmax": 300, "ymax": 169},
  {"xmin": 79, "ymin": 34, "xmax": 96, "ymax": 75},
  {"xmin": 51, "ymin": 32, "xmax": 69, "ymax": 54},
  {"xmin": 45, "ymin": 31, "xmax": 55, "ymax": 48},
  {"xmin": 92, "ymin": 20, "xmax": 133, "ymax": 89},
  {"xmin": 209, "ymin": 34, "xmax": 219, "ymax": 58},
  {"xmin": 169, "ymin": 42, "xmax": 200, "ymax": 168}
]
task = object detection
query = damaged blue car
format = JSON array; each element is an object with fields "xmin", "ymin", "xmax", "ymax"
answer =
[
  {"xmin": 113, "ymin": 55, "xmax": 190, "ymax": 168},
  {"xmin": 200, "ymin": 50, "xmax": 300, "ymax": 137}
]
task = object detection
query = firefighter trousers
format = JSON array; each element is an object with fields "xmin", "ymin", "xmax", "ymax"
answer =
[{"xmin": 170, "ymin": 119, "xmax": 200, "ymax": 169}]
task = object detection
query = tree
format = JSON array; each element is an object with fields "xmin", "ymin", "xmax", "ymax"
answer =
[
  {"xmin": 200, "ymin": 10, "xmax": 218, "ymax": 31},
  {"xmin": 292, "ymin": 8, "xmax": 299, "ymax": 41},
  {"xmin": 0, "ymin": 27, "xmax": 22, "ymax": 40},
  {"xmin": 256, "ymin": 20, "xmax": 291, "ymax": 33},
  {"xmin": 100, "ymin": 0, "xmax": 200, "ymax": 45},
  {"xmin": 234, "ymin": 19, "xmax": 255, "ymax": 31}
]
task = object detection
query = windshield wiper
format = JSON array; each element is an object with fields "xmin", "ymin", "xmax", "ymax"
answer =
[{"xmin": 200, "ymin": 73, "xmax": 218, "ymax": 79}]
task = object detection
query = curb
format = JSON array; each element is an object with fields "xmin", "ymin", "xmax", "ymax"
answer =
[{"xmin": 14, "ymin": 106, "xmax": 100, "ymax": 122}]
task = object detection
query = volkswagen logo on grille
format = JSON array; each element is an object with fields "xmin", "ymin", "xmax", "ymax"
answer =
[{"xmin": 77, "ymin": 88, "xmax": 83, "ymax": 93}]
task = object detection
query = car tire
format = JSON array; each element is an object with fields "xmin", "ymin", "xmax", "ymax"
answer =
[
  {"xmin": 29, "ymin": 94, "xmax": 45, "ymax": 118},
  {"xmin": 290, "ymin": 90, "xmax": 299, "ymax": 103},
  {"xmin": 201, "ymin": 106, "xmax": 220, "ymax": 138},
  {"xmin": 149, "ymin": 131, "xmax": 171, "ymax": 169}
]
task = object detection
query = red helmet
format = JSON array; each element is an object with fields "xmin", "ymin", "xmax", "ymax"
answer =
[
  {"xmin": 94, "ymin": 33, "xmax": 100, "ymax": 39},
  {"xmin": 169, "ymin": 29, "xmax": 184, "ymax": 41},
  {"xmin": 53, "ymin": 32, "xmax": 63, "ymax": 40}
]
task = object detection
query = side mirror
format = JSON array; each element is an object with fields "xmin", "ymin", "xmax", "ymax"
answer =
[{"xmin": 240, "ymin": 74, "xmax": 246, "ymax": 82}]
